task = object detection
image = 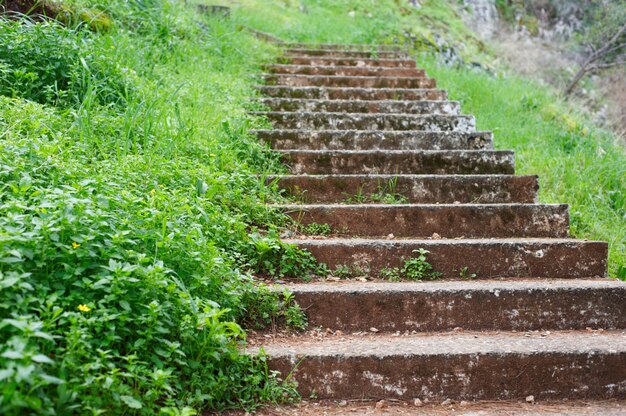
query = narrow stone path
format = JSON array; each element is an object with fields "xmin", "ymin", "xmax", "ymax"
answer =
[{"xmin": 251, "ymin": 44, "xmax": 626, "ymax": 403}]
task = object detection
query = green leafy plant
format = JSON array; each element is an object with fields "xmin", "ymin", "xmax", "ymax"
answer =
[
  {"xmin": 380, "ymin": 249, "xmax": 441, "ymax": 281},
  {"xmin": 300, "ymin": 222, "xmax": 332, "ymax": 236}
]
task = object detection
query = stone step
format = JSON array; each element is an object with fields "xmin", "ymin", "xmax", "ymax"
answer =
[
  {"xmin": 269, "ymin": 174, "xmax": 538, "ymax": 204},
  {"xmin": 278, "ymin": 56, "xmax": 418, "ymax": 68},
  {"xmin": 263, "ymin": 74, "xmax": 436, "ymax": 88},
  {"xmin": 285, "ymin": 238, "xmax": 608, "ymax": 279},
  {"xmin": 252, "ymin": 331, "xmax": 626, "ymax": 400},
  {"xmin": 284, "ymin": 43, "xmax": 404, "ymax": 52},
  {"xmin": 257, "ymin": 99, "xmax": 460, "ymax": 115},
  {"xmin": 257, "ymin": 112, "xmax": 475, "ymax": 132},
  {"xmin": 280, "ymin": 203, "xmax": 569, "ymax": 239},
  {"xmin": 251, "ymin": 400, "xmax": 626, "ymax": 415},
  {"xmin": 265, "ymin": 64, "xmax": 425, "ymax": 77},
  {"xmin": 257, "ymin": 86, "xmax": 447, "ymax": 100},
  {"xmin": 256, "ymin": 130, "xmax": 493, "ymax": 150},
  {"xmin": 283, "ymin": 48, "xmax": 405, "ymax": 59},
  {"xmin": 280, "ymin": 150, "xmax": 514, "ymax": 175},
  {"xmin": 285, "ymin": 279, "xmax": 626, "ymax": 332}
]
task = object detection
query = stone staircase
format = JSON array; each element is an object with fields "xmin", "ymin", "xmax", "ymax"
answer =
[{"xmin": 250, "ymin": 44, "xmax": 626, "ymax": 403}]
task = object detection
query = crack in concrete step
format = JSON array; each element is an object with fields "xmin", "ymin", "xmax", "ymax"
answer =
[
  {"xmin": 279, "ymin": 279, "xmax": 626, "ymax": 332},
  {"xmin": 249, "ymin": 331, "xmax": 626, "ymax": 400},
  {"xmin": 267, "ymin": 174, "xmax": 537, "ymax": 203},
  {"xmin": 257, "ymin": 86, "xmax": 447, "ymax": 100},
  {"xmin": 277, "ymin": 203, "xmax": 569, "ymax": 239},
  {"xmin": 284, "ymin": 238, "xmax": 608, "ymax": 278},
  {"xmin": 255, "ymin": 130, "xmax": 492, "ymax": 150},
  {"xmin": 279, "ymin": 150, "xmax": 514, "ymax": 175},
  {"xmin": 256, "ymin": 98, "xmax": 460, "ymax": 115},
  {"xmin": 263, "ymin": 74, "xmax": 436, "ymax": 88}
]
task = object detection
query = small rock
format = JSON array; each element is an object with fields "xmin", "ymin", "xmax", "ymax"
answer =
[
  {"xmin": 413, "ymin": 398, "xmax": 423, "ymax": 407},
  {"xmin": 369, "ymin": 327, "xmax": 379, "ymax": 333},
  {"xmin": 431, "ymin": 232, "xmax": 441, "ymax": 240},
  {"xmin": 453, "ymin": 326, "xmax": 464, "ymax": 332},
  {"xmin": 335, "ymin": 330, "xmax": 343, "ymax": 336},
  {"xmin": 375, "ymin": 400, "xmax": 387, "ymax": 409},
  {"xmin": 460, "ymin": 400, "xmax": 469, "ymax": 407},
  {"xmin": 526, "ymin": 395, "xmax": 535, "ymax": 403},
  {"xmin": 442, "ymin": 399, "xmax": 452, "ymax": 406},
  {"xmin": 338, "ymin": 400, "xmax": 348, "ymax": 407},
  {"xmin": 387, "ymin": 233, "xmax": 395, "ymax": 240}
]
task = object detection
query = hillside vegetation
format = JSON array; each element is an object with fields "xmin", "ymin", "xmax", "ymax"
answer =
[{"xmin": 0, "ymin": 0, "xmax": 624, "ymax": 414}]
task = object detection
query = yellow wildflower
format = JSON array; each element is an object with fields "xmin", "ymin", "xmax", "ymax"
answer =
[
  {"xmin": 78, "ymin": 304, "xmax": 91, "ymax": 312},
  {"xmin": 72, "ymin": 242, "xmax": 81, "ymax": 249},
  {"xmin": 150, "ymin": 189, "xmax": 156, "ymax": 196}
]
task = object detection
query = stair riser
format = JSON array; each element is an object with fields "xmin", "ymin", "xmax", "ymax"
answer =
[
  {"xmin": 264, "ymin": 75, "xmax": 436, "ymax": 88},
  {"xmin": 290, "ymin": 240, "xmax": 608, "ymax": 278},
  {"xmin": 269, "ymin": 353, "xmax": 626, "ymax": 400},
  {"xmin": 279, "ymin": 57, "xmax": 417, "ymax": 68},
  {"xmin": 284, "ymin": 49, "xmax": 404, "ymax": 58},
  {"xmin": 258, "ymin": 86, "xmax": 447, "ymax": 100},
  {"xmin": 266, "ymin": 65, "xmax": 424, "ymax": 77},
  {"xmin": 271, "ymin": 175, "xmax": 538, "ymax": 204},
  {"xmin": 282, "ymin": 151, "xmax": 515, "ymax": 175},
  {"xmin": 258, "ymin": 99, "xmax": 460, "ymax": 115},
  {"xmin": 261, "ymin": 113, "xmax": 475, "ymax": 132},
  {"xmin": 286, "ymin": 205, "xmax": 569, "ymax": 239},
  {"xmin": 292, "ymin": 286, "xmax": 626, "ymax": 332},
  {"xmin": 257, "ymin": 130, "xmax": 493, "ymax": 150},
  {"xmin": 284, "ymin": 44, "xmax": 404, "ymax": 51}
]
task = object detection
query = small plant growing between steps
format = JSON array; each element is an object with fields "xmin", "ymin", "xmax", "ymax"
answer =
[
  {"xmin": 330, "ymin": 263, "xmax": 369, "ymax": 279},
  {"xmin": 241, "ymin": 287, "xmax": 308, "ymax": 332},
  {"xmin": 457, "ymin": 266, "xmax": 478, "ymax": 279},
  {"xmin": 381, "ymin": 249, "xmax": 442, "ymax": 281},
  {"xmin": 342, "ymin": 178, "xmax": 408, "ymax": 204},
  {"xmin": 299, "ymin": 222, "xmax": 332, "ymax": 236}
]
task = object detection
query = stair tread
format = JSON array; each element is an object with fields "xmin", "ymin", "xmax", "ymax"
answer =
[
  {"xmin": 250, "ymin": 330, "xmax": 626, "ymax": 356},
  {"xmin": 284, "ymin": 237, "xmax": 600, "ymax": 243},
  {"xmin": 283, "ymin": 278, "xmax": 625, "ymax": 292}
]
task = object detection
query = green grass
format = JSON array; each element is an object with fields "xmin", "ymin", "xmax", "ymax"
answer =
[{"xmin": 0, "ymin": 2, "xmax": 323, "ymax": 414}]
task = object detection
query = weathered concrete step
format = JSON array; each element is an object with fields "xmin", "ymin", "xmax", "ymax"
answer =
[
  {"xmin": 253, "ymin": 331, "xmax": 626, "ymax": 400},
  {"xmin": 251, "ymin": 400, "xmax": 626, "ymax": 416},
  {"xmin": 257, "ymin": 99, "xmax": 460, "ymax": 115},
  {"xmin": 286, "ymin": 279, "xmax": 626, "ymax": 332},
  {"xmin": 263, "ymin": 74, "xmax": 436, "ymax": 89},
  {"xmin": 284, "ymin": 43, "xmax": 404, "ymax": 52},
  {"xmin": 285, "ymin": 238, "xmax": 608, "ymax": 278},
  {"xmin": 269, "ymin": 174, "xmax": 537, "ymax": 204},
  {"xmin": 257, "ymin": 112, "xmax": 475, "ymax": 132},
  {"xmin": 280, "ymin": 204, "xmax": 569, "ymax": 238},
  {"xmin": 256, "ymin": 130, "xmax": 493, "ymax": 150},
  {"xmin": 257, "ymin": 86, "xmax": 447, "ymax": 100},
  {"xmin": 280, "ymin": 150, "xmax": 514, "ymax": 175},
  {"xmin": 284, "ymin": 48, "xmax": 405, "ymax": 59},
  {"xmin": 265, "ymin": 64, "xmax": 425, "ymax": 77},
  {"xmin": 279, "ymin": 56, "xmax": 417, "ymax": 68}
]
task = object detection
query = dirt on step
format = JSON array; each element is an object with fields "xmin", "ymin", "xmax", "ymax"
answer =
[{"xmin": 216, "ymin": 399, "xmax": 626, "ymax": 415}]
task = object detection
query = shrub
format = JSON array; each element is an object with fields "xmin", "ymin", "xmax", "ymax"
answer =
[{"xmin": 0, "ymin": 18, "xmax": 130, "ymax": 106}]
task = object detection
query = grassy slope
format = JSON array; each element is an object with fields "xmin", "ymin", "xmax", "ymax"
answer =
[
  {"xmin": 231, "ymin": 0, "xmax": 626, "ymax": 278},
  {"xmin": 0, "ymin": 2, "xmax": 318, "ymax": 414}
]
